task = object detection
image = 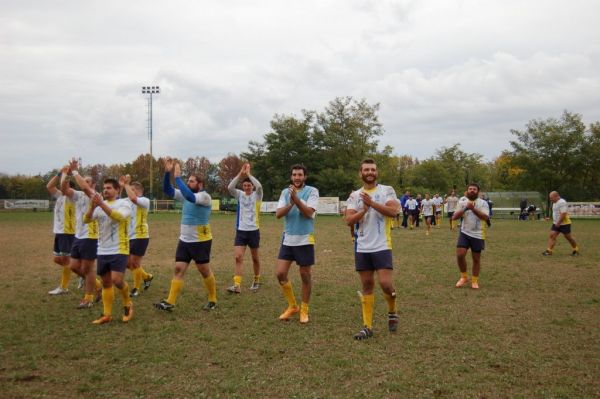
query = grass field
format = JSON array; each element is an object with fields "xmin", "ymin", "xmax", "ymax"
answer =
[{"xmin": 0, "ymin": 212, "xmax": 599, "ymax": 398}]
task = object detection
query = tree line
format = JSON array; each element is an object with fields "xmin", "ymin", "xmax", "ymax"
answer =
[{"xmin": 2, "ymin": 97, "xmax": 599, "ymax": 202}]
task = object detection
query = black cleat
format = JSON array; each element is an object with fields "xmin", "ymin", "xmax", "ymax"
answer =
[
  {"xmin": 202, "ymin": 301, "xmax": 217, "ymax": 311},
  {"xmin": 154, "ymin": 300, "xmax": 174, "ymax": 311},
  {"xmin": 388, "ymin": 313, "xmax": 399, "ymax": 332},
  {"xmin": 542, "ymin": 250, "xmax": 552, "ymax": 256},
  {"xmin": 143, "ymin": 274, "xmax": 154, "ymax": 291},
  {"xmin": 353, "ymin": 327, "xmax": 373, "ymax": 341},
  {"xmin": 130, "ymin": 288, "xmax": 139, "ymax": 298}
]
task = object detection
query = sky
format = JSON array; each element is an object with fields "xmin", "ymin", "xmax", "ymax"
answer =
[{"xmin": 1, "ymin": 0, "xmax": 599, "ymax": 175}]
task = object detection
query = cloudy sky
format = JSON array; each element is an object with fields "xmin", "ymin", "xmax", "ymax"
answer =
[{"xmin": 2, "ymin": 0, "xmax": 599, "ymax": 175}]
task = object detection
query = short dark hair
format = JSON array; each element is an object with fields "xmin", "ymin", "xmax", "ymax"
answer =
[
  {"xmin": 467, "ymin": 182, "xmax": 480, "ymax": 191},
  {"xmin": 360, "ymin": 158, "xmax": 376, "ymax": 170},
  {"xmin": 189, "ymin": 174, "xmax": 204, "ymax": 185},
  {"xmin": 241, "ymin": 177, "xmax": 252, "ymax": 185},
  {"xmin": 290, "ymin": 164, "xmax": 307, "ymax": 175},
  {"xmin": 103, "ymin": 178, "xmax": 120, "ymax": 190}
]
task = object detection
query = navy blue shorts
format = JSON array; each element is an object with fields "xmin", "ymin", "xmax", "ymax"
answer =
[
  {"xmin": 424, "ymin": 215, "xmax": 434, "ymax": 223},
  {"xmin": 551, "ymin": 224, "xmax": 571, "ymax": 234},
  {"xmin": 278, "ymin": 244, "xmax": 315, "ymax": 267},
  {"xmin": 70, "ymin": 238, "xmax": 97, "ymax": 260},
  {"xmin": 355, "ymin": 250, "xmax": 393, "ymax": 271},
  {"xmin": 234, "ymin": 230, "xmax": 260, "ymax": 249},
  {"xmin": 130, "ymin": 238, "xmax": 150, "ymax": 256},
  {"xmin": 97, "ymin": 254, "xmax": 128, "ymax": 275},
  {"xmin": 457, "ymin": 232, "xmax": 485, "ymax": 253},
  {"xmin": 53, "ymin": 234, "xmax": 75, "ymax": 256},
  {"xmin": 175, "ymin": 240, "xmax": 211, "ymax": 264},
  {"xmin": 447, "ymin": 212, "xmax": 455, "ymax": 219}
]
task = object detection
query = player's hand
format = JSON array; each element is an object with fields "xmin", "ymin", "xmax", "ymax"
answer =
[
  {"xmin": 69, "ymin": 158, "xmax": 79, "ymax": 172},
  {"xmin": 244, "ymin": 163, "xmax": 251, "ymax": 176},
  {"xmin": 360, "ymin": 191, "xmax": 372, "ymax": 206},
  {"xmin": 465, "ymin": 201, "xmax": 475, "ymax": 210},
  {"xmin": 119, "ymin": 175, "xmax": 127, "ymax": 186},
  {"xmin": 164, "ymin": 157, "xmax": 174, "ymax": 172},
  {"xmin": 91, "ymin": 192, "xmax": 102, "ymax": 207},
  {"xmin": 174, "ymin": 162, "xmax": 181, "ymax": 177},
  {"xmin": 288, "ymin": 185, "xmax": 297, "ymax": 203},
  {"xmin": 61, "ymin": 165, "xmax": 70, "ymax": 175}
]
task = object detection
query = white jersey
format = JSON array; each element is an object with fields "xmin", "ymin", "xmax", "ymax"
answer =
[
  {"xmin": 71, "ymin": 190, "xmax": 98, "ymax": 239},
  {"xmin": 552, "ymin": 198, "xmax": 572, "ymax": 225},
  {"xmin": 421, "ymin": 199, "xmax": 434, "ymax": 216},
  {"xmin": 446, "ymin": 195, "xmax": 459, "ymax": 212},
  {"xmin": 228, "ymin": 175, "xmax": 263, "ymax": 231},
  {"xmin": 52, "ymin": 191, "xmax": 76, "ymax": 235},
  {"xmin": 87, "ymin": 198, "xmax": 131, "ymax": 255},
  {"xmin": 433, "ymin": 197, "xmax": 443, "ymax": 212},
  {"xmin": 175, "ymin": 190, "xmax": 213, "ymax": 243},
  {"xmin": 129, "ymin": 196, "xmax": 150, "ymax": 239},
  {"xmin": 457, "ymin": 197, "xmax": 489, "ymax": 240},
  {"xmin": 405, "ymin": 198, "xmax": 418, "ymax": 211},
  {"xmin": 346, "ymin": 184, "xmax": 398, "ymax": 253}
]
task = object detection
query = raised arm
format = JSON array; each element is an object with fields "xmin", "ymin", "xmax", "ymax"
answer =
[
  {"xmin": 163, "ymin": 157, "xmax": 175, "ymax": 198},
  {"xmin": 120, "ymin": 175, "xmax": 139, "ymax": 204},
  {"xmin": 68, "ymin": 158, "xmax": 94, "ymax": 197}
]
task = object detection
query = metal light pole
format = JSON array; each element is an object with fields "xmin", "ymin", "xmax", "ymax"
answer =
[{"xmin": 142, "ymin": 85, "xmax": 159, "ymax": 199}]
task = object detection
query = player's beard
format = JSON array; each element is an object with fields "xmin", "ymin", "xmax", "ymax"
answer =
[
  {"xmin": 361, "ymin": 174, "xmax": 376, "ymax": 184},
  {"xmin": 466, "ymin": 192, "xmax": 478, "ymax": 201}
]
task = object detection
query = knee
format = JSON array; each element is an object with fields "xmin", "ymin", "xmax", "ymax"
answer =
[
  {"xmin": 300, "ymin": 270, "xmax": 311, "ymax": 285},
  {"xmin": 276, "ymin": 270, "xmax": 287, "ymax": 283},
  {"xmin": 234, "ymin": 254, "xmax": 244, "ymax": 264}
]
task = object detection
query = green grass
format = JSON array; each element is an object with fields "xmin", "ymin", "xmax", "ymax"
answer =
[{"xmin": 0, "ymin": 213, "xmax": 599, "ymax": 398}]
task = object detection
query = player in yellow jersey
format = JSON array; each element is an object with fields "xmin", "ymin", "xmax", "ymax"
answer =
[
  {"xmin": 226, "ymin": 163, "xmax": 263, "ymax": 294},
  {"xmin": 84, "ymin": 178, "xmax": 133, "ymax": 324},
  {"xmin": 120, "ymin": 175, "xmax": 154, "ymax": 297},
  {"xmin": 345, "ymin": 158, "xmax": 400, "ymax": 340},
  {"xmin": 61, "ymin": 160, "xmax": 102, "ymax": 309},
  {"xmin": 47, "ymin": 166, "xmax": 76, "ymax": 295},
  {"xmin": 542, "ymin": 191, "xmax": 580, "ymax": 256}
]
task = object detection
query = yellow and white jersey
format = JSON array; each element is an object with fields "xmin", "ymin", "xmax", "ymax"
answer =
[
  {"xmin": 87, "ymin": 198, "xmax": 131, "ymax": 255},
  {"xmin": 71, "ymin": 190, "xmax": 98, "ymax": 239},
  {"xmin": 445, "ymin": 195, "xmax": 459, "ymax": 212},
  {"xmin": 457, "ymin": 197, "xmax": 489, "ymax": 240},
  {"xmin": 552, "ymin": 198, "xmax": 572, "ymax": 225},
  {"xmin": 433, "ymin": 196, "xmax": 443, "ymax": 211},
  {"xmin": 346, "ymin": 184, "xmax": 398, "ymax": 253},
  {"xmin": 228, "ymin": 175, "xmax": 263, "ymax": 232},
  {"xmin": 52, "ymin": 191, "xmax": 75, "ymax": 235},
  {"xmin": 128, "ymin": 196, "xmax": 150, "ymax": 239}
]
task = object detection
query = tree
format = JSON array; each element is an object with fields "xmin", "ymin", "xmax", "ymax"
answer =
[{"xmin": 217, "ymin": 154, "xmax": 245, "ymax": 196}]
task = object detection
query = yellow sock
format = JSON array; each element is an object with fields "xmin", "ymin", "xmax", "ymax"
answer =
[
  {"xmin": 132, "ymin": 268, "xmax": 143, "ymax": 290},
  {"xmin": 84, "ymin": 294, "xmax": 94, "ymax": 302},
  {"xmin": 166, "ymin": 279, "xmax": 184, "ymax": 305},
  {"xmin": 361, "ymin": 294, "xmax": 374, "ymax": 329},
  {"xmin": 102, "ymin": 286, "xmax": 114, "ymax": 317},
  {"xmin": 203, "ymin": 273, "xmax": 217, "ymax": 303},
  {"xmin": 573, "ymin": 245, "xmax": 579, "ymax": 251},
  {"xmin": 280, "ymin": 281, "xmax": 297, "ymax": 308},
  {"xmin": 60, "ymin": 267, "xmax": 72, "ymax": 289},
  {"xmin": 301, "ymin": 302, "xmax": 309, "ymax": 315},
  {"xmin": 118, "ymin": 282, "xmax": 132, "ymax": 306},
  {"xmin": 461, "ymin": 272, "xmax": 468, "ymax": 279},
  {"xmin": 253, "ymin": 275, "xmax": 260, "ymax": 283},
  {"xmin": 139, "ymin": 267, "xmax": 150, "ymax": 280},
  {"xmin": 384, "ymin": 292, "xmax": 397, "ymax": 314},
  {"xmin": 471, "ymin": 276, "xmax": 479, "ymax": 284},
  {"xmin": 95, "ymin": 278, "xmax": 102, "ymax": 291},
  {"xmin": 233, "ymin": 275, "xmax": 242, "ymax": 287}
]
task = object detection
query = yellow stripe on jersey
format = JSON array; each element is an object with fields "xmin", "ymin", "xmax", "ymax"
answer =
[
  {"xmin": 64, "ymin": 201, "xmax": 76, "ymax": 234},
  {"xmin": 135, "ymin": 206, "xmax": 149, "ymax": 238},
  {"xmin": 118, "ymin": 220, "xmax": 129, "ymax": 255},
  {"xmin": 482, "ymin": 222, "xmax": 487, "ymax": 240},
  {"xmin": 88, "ymin": 220, "xmax": 99, "ymax": 239},
  {"xmin": 562, "ymin": 214, "xmax": 572, "ymax": 225},
  {"xmin": 385, "ymin": 216, "xmax": 393, "ymax": 249},
  {"xmin": 196, "ymin": 224, "xmax": 213, "ymax": 242},
  {"xmin": 255, "ymin": 201, "xmax": 262, "ymax": 229},
  {"xmin": 308, "ymin": 233, "xmax": 315, "ymax": 245}
]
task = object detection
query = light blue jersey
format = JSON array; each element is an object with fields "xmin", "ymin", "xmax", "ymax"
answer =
[{"xmin": 277, "ymin": 185, "xmax": 319, "ymax": 246}]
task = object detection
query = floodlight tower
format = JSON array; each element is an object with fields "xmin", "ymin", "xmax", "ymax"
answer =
[{"xmin": 142, "ymin": 85, "xmax": 160, "ymax": 198}]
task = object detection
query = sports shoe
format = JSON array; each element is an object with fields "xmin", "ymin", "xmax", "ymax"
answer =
[
  {"xmin": 122, "ymin": 303, "xmax": 133, "ymax": 322},
  {"xmin": 249, "ymin": 282, "xmax": 260, "ymax": 292},
  {"xmin": 154, "ymin": 300, "xmax": 174, "ymax": 311},
  {"xmin": 278, "ymin": 306, "xmax": 299, "ymax": 321},
  {"xmin": 76, "ymin": 300, "xmax": 93, "ymax": 309},
  {"xmin": 542, "ymin": 250, "xmax": 553, "ymax": 256},
  {"xmin": 299, "ymin": 310, "xmax": 309, "ymax": 324},
  {"xmin": 143, "ymin": 274, "xmax": 154, "ymax": 291},
  {"xmin": 226, "ymin": 285, "xmax": 241, "ymax": 294},
  {"xmin": 77, "ymin": 277, "xmax": 85, "ymax": 290},
  {"xmin": 572, "ymin": 250, "xmax": 580, "ymax": 257},
  {"xmin": 202, "ymin": 301, "xmax": 217, "ymax": 311},
  {"xmin": 455, "ymin": 277, "xmax": 469, "ymax": 288},
  {"xmin": 353, "ymin": 327, "xmax": 373, "ymax": 340},
  {"xmin": 48, "ymin": 287, "xmax": 69, "ymax": 295},
  {"xmin": 388, "ymin": 313, "xmax": 399, "ymax": 332},
  {"xmin": 92, "ymin": 314, "xmax": 112, "ymax": 325},
  {"xmin": 471, "ymin": 281, "xmax": 480, "ymax": 290},
  {"xmin": 130, "ymin": 288, "xmax": 139, "ymax": 298}
]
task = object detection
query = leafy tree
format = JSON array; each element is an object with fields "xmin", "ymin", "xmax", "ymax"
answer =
[{"xmin": 217, "ymin": 154, "xmax": 245, "ymax": 196}]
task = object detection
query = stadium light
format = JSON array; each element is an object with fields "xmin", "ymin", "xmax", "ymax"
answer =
[{"xmin": 142, "ymin": 85, "xmax": 160, "ymax": 199}]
